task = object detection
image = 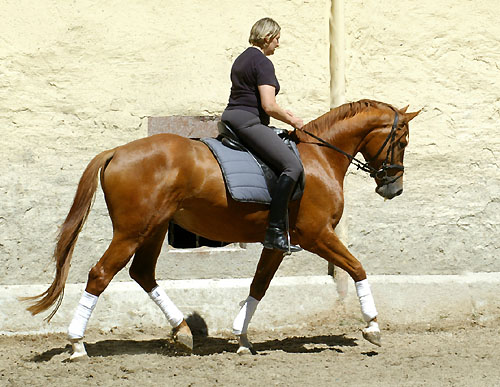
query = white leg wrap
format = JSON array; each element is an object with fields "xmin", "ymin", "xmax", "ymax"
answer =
[
  {"xmin": 148, "ymin": 286, "xmax": 184, "ymax": 328},
  {"xmin": 355, "ymin": 279, "xmax": 378, "ymax": 322},
  {"xmin": 232, "ymin": 296, "xmax": 259, "ymax": 335},
  {"xmin": 68, "ymin": 291, "xmax": 98, "ymax": 339}
]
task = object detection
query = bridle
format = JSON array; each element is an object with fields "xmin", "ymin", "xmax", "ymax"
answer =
[{"xmin": 299, "ymin": 111, "xmax": 406, "ymax": 187}]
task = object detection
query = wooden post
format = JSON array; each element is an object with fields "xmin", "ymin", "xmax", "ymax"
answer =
[
  {"xmin": 330, "ymin": 0, "xmax": 345, "ymax": 108},
  {"xmin": 329, "ymin": 0, "xmax": 349, "ymax": 299}
]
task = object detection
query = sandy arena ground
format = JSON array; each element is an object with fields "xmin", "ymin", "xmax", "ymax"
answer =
[{"xmin": 1, "ymin": 320, "xmax": 499, "ymax": 386}]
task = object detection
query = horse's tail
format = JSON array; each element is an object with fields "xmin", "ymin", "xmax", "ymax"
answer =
[{"xmin": 22, "ymin": 148, "xmax": 116, "ymax": 321}]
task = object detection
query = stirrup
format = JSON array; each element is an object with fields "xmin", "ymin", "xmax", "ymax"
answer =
[
  {"xmin": 263, "ymin": 227, "xmax": 302, "ymax": 254},
  {"xmin": 286, "ymin": 229, "xmax": 302, "ymax": 255}
]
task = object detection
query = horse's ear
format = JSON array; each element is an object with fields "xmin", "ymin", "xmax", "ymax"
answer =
[
  {"xmin": 405, "ymin": 110, "xmax": 421, "ymax": 122},
  {"xmin": 400, "ymin": 105, "xmax": 409, "ymax": 113}
]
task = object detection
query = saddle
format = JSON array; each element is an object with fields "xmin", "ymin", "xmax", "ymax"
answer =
[{"xmin": 200, "ymin": 122, "xmax": 305, "ymax": 204}]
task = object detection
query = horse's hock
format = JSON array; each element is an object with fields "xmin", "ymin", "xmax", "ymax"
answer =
[{"xmin": 147, "ymin": 115, "xmax": 330, "ymax": 280}]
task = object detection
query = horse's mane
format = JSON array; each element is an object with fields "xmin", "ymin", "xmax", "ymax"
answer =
[{"xmin": 300, "ymin": 99, "xmax": 396, "ymax": 140}]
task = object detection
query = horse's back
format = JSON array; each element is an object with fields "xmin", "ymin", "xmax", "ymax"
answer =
[
  {"xmin": 106, "ymin": 133, "xmax": 217, "ymax": 178},
  {"xmin": 99, "ymin": 134, "xmax": 219, "ymax": 219}
]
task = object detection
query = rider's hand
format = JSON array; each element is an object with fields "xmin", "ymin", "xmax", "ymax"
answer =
[
  {"xmin": 286, "ymin": 110, "xmax": 304, "ymax": 129},
  {"xmin": 292, "ymin": 118, "xmax": 304, "ymax": 130}
]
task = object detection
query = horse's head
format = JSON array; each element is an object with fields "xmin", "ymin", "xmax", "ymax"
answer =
[{"xmin": 360, "ymin": 106, "xmax": 420, "ymax": 200}]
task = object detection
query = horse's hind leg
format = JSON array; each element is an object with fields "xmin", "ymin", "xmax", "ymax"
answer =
[
  {"xmin": 67, "ymin": 234, "xmax": 139, "ymax": 361},
  {"xmin": 128, "ymin": 223, "xmax": 193, "ymax": 352}
]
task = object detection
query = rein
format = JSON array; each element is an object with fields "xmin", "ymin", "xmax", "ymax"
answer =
[{"xmin": 298, "ymin": 112, "xmax": 403, "ymax": 187}]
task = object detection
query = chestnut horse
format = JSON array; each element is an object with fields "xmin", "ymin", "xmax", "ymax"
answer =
[{"xmin": 25, "ymin": 99, "xmax": 419, "ymax": 359}]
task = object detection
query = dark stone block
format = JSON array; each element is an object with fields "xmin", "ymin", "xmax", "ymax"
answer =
[{"xmin": 148, "ymin": 115, "xmax": 220, "ymax": 138}]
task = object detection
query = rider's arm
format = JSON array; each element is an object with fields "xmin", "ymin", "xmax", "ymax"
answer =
[{"xmin": 258, "ymin": 85, "xmax": 303, "ymax": 129}]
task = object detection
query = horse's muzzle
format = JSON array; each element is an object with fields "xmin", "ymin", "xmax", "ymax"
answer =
[{"xmin": 375, "ymin": 179, "xmax": 403, "ymax": 200}]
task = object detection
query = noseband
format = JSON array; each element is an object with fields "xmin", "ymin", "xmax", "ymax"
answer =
[{"xmin": 300, "ymin": 111, "xmax": 404, "ymax": 187}]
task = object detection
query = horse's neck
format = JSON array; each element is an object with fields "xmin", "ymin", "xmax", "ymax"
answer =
[
  {"xmin": 305, "ymin": 113, "xmax": 375, "ymax": 175},
  {"xmin": 329, "ymin": 118, "xmax": 369, "ymax": 156}
]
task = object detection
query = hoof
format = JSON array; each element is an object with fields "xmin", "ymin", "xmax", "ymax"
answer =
[
  {"xmin": 174, "ymin": 332, "xmax": 193, "ymax": 352},
  {"xmin": 69, "ymin": 338, "xmax": 89, "ymax": 361},
  {"xmin": 236, "ymin": 334, "xmax": 256, "ymax": 355},
  {"xmin": 236, "ymin": 346, "xmax": 255, "ymax": 355},
  {"xmin": 69, "ymin": 352, "xmax": 89, "ymax": 362},
  {"xmin": 172, "ymin": 320, "xmax": 193, "ymax": 352},
  {"xmin": 362, "ymin": 320, "xmax": 382, "ymax": 347}
]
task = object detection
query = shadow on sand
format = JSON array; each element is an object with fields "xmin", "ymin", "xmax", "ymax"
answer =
[
  {"xmin": 30, "ymin": 333, "xmax": 359, "ymax": 362},
  {"xmin": 30, "ymin": 312, "xmax": 364, "ymax": 362}
]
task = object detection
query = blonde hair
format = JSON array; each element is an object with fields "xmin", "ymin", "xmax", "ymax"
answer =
[{"xmin": 248, "ymin": 18, "xmax": 281, "ymax": 47}]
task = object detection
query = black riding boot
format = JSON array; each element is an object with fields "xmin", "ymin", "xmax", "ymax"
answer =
[{"xmin": 263, "ymin": 174, "xmax": 302, "ymax": 253}]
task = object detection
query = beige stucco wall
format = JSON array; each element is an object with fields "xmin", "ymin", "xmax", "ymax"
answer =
[
  {"xmin": 342, "ymin": 0, "xmax": 499, "ymax": 274},
  {"xmin": 0, "ymin": 1, "xmax": 330, "ymax": 285},
  {"xmin": 1, "ymin": 0, "xmax": 498, "ymax": 287}
]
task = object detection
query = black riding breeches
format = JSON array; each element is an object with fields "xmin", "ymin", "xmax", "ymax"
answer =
[{"xmin": 221, "ymin": 109, "xmax": 303, "ymax": 182}]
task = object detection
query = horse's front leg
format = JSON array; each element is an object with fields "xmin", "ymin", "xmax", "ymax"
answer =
[
  {"xmin": 233, "ymin": 248, "xmax": 284, "ymax": 354},
  {"xmin": 301, "ymin": 229, "xmax": 381, "ymax": 347}
]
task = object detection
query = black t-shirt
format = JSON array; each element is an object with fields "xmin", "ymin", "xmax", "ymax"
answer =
[{"xmin": 226, "ymin": 47, "xmax": 280, "ymax": 125}]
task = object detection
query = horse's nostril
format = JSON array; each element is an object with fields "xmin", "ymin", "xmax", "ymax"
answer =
[{"xmin": 395, "ymin": 188, "xmax": 403, "ymax": 196}]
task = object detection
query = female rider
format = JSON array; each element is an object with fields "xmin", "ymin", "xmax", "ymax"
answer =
[{"xmin": 221, "ymin": 17, "xmax": 303, "ymax": 253}]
